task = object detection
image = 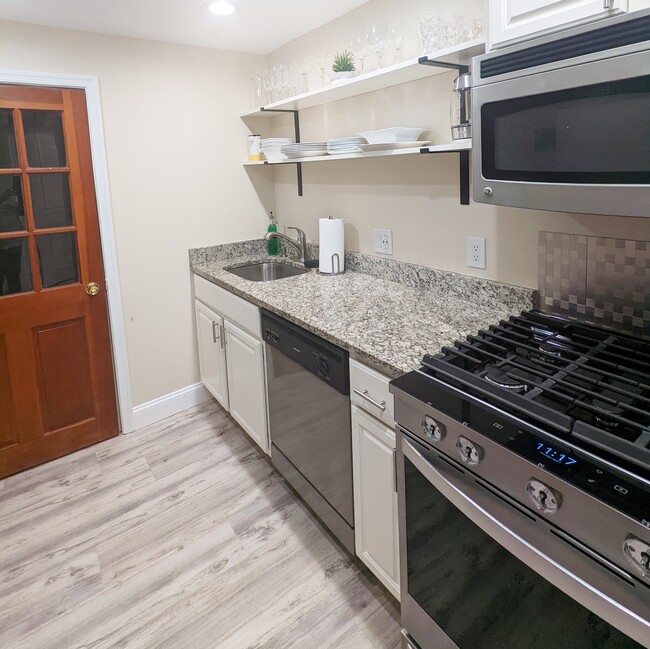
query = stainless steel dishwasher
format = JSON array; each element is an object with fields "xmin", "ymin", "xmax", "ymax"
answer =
[{"xmin": 262, "ymin": 309, "xmax": 354, "ymax": 554}]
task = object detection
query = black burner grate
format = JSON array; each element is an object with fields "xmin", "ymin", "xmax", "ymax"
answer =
[{"xmin": 423, "ymin": 311, "xmax": 650, "ymax": 471}]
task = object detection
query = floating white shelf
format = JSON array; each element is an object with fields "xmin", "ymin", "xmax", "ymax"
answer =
[
  {"xmin": 241, "ymin": 38, "xmax": 485, "ymax": 118},
  {"xmin": 243, "ymin": 140, "xmax": 471, "ymax": 167}
]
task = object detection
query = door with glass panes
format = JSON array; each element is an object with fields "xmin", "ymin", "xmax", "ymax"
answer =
[{"xmin": 0, "ymin": 84, "xmax": 118, "ymax": 479}]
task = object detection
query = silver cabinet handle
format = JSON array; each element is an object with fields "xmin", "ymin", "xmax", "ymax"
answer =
[
  {"xmin": 212, "ymin": 321, "xmax": 218, "ymax": 344},
  {"xmin": 219, "ymin": 324, "xmax": 226, "ymax": 349},
  {"xmin": 604, "ymin": 0, "xmax": 612, "ymax": 8},
  {"xmin": 353, "ymin": 388, "xmax": 386, "ymax": 411}
]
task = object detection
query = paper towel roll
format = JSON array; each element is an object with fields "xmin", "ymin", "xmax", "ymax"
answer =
[{"xmin": 319, "ymin": 217, "xmax": 345, "ymax": 274}]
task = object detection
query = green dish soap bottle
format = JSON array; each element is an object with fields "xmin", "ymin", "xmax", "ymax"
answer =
[{"xmin": 267, "ymin": 211, "xmax": 279, "ymax": 256}]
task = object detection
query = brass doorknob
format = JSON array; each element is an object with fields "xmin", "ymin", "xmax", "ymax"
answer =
[{"xmin": 85, "ymin": 282, "xmax": 100, "ymax": 296}]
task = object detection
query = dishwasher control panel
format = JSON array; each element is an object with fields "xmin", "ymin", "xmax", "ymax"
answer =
[{"xmin": 261, "ymin": 309, "xmax": 350, "ymax": 396}]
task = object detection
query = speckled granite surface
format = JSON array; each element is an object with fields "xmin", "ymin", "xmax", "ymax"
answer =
[{"xmin": 190, "ymin": 241, "xmax": 536, "ymax": 378}]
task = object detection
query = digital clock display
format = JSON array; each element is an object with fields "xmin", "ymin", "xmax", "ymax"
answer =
[{"xmin": 536, "ymin": 441, "xmax": 577, "ymax": 466}]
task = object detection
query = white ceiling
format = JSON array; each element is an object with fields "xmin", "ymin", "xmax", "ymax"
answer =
[{"xmin": 0, "ymin": 0, "xmax": 371, "ymax": 55}]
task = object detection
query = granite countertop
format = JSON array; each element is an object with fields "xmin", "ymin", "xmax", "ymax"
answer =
[{"xmin": 190, "ymin": 240, "xmax": 536, "ymax": 378}]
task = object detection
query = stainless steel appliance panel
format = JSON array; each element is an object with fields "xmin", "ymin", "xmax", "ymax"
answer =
[
  {"xmin": 397, "ymin": 427, "xmax": 648, "ymax": 649},
  {"xmin": 266, "ymin": 346, "xmax": 354, "ymax": 525},
  {"xmin": 262, "ymin": 309, "xmax": 354, "ymax": 554},
  {"xmin": 472, "ymin": 12, "xmax": 650, "ymax": 217}
]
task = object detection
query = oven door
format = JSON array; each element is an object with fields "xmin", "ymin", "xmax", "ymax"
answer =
[
  {"xmin": 472, "ymin": 46, "xmax": 650, "ymax": 217},
  {"xmin": 397, "ymin": 430, "xmax": 649, "ymax": 649}
]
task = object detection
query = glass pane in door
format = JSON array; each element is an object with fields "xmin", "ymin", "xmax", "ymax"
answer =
[
  {"xmin": 22, "ymin": 110, "xmax": 67, "ymax": 168},
  {"xmin": 36, "ymin": 232, "xmax": 79, "ymax": 288},
  {"xmin": 0, "ymin": 110, "xmax": 18, "ymax": 168},
  {"xmin": 29, "ymin": 173, "xmax": 73, "ymax": 229},
  {"xmin": 0, "ymin": 237, "xmax": 32, "ymax": 296},
  {"xmin": 0, "ymin": 175, "xmax": 26, "ymax": 233}
]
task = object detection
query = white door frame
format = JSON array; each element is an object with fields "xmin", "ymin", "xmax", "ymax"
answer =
[{"xmin": 0, "ymin": 69, "xmax": 135, "ymax": 433}]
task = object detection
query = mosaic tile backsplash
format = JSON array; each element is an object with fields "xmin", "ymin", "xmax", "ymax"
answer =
[{"xmin": 538, "ymin": 232, "xmax": 650, "ymax": 338}]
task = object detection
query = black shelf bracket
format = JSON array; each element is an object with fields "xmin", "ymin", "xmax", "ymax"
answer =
[
  {"xmin": 418, "ymin": 56, "xmax": 469, "ymax": 75},
  {"xmin": 417, "ymin": 57, "xmax": 470, "ymax": 205},
  {"xmin": 260, "ymin": 107, "xmax": 303, "ymax": 197},
  {"xmin": 420, "ymin": 147, "xmax": 470, "ymax": 205}
]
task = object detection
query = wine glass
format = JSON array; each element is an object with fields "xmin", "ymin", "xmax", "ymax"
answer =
[
  {"xmin": 314, "ymin": 52, "xmax": 327, "ymax": 86},
  {"xmin": 387, "ymin": 21, "xmax": 405, "ymax": 64},
  {"xmin": 253, "ymin": 73, "xmax": 264, "ymax": 108},
  {"xmin": 350, "ymin": 28, "xmax": 369, "ymax": 72},
  {"xmin": 297, "ymin": 58, "xmax": 311, "ymax": 94},
  {"xmin": 366, "ymin": 20, "xmax": 388, "ymax": 70},
  {"xmin": 263, "ymin": 69, "xmax": 273, "ymax": 103},
  {"xmin": 272, "ymin": 65, "xmax": 282, "ymax": 102}
]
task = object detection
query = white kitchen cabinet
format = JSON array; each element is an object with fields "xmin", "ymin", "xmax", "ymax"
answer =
[
  {"xmin": 225, "ymin": 320, "xmax": 269, "ymax": 454},
  {"xmin": 488, "ymin": 0, "xmax": 629, "ymax": 50},
  {"xmin": 352, "ymin": 404, "xmax": 400, "ymax": 600},
  {"xmin": 195, "ymin": 300, "xmax": 229, "ymax": 410},
  {"xmin": 194, "ymin": 274, "xmax": 269, "ymax": 454}
]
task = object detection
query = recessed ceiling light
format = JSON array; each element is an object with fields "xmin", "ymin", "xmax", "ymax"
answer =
[{"xmin": 206, "ymin": 1, "xmax": 235, "ymax": 15}]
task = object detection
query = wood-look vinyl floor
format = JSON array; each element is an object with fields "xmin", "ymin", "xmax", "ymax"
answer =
[{"xmin": 0, "ymin": 401, "xmax": 401, "ymax": 649}]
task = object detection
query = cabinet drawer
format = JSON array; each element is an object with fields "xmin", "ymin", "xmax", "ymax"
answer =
[
  {"xmin": 194, "ymin": 274, "xmax": 261, "ymax": 339},
  {"xmin": 350, "ymin": 359, "xmax": 395, "ymax": 428}
]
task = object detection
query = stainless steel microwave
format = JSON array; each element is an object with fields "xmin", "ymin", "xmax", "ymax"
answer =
[{"xmin": 472, "ymin": 10, "xmax": 650, "ymax": 217}]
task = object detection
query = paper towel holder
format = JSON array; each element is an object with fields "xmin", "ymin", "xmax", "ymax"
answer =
[{"xmin": 318, "ymin": 252, "xmax": 345, "ymax": 276}]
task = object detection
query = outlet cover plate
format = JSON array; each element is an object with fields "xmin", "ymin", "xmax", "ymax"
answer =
[
  {"xmin": 374, "ymin": 228, "xmax": 393, "ymax": 255},
  {"xmin": 467, "ymin": 236, "xmax": 486, "ymax": 269}
]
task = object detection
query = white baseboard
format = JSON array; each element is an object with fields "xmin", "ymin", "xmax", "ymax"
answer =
[{"xmin": 131, "ymin": 382, "xmax": 212, "ymax": 432}]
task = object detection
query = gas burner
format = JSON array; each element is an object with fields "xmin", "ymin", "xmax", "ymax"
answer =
[
  {"xmin": 592, "ymin": 398, "xmax": 623, "ymax": 429},
  {"xmin": 533, "ymin": 339, "xmax": 575, "ymax": 365},
  {"xmin": 484, "ymin": 366, "xmax": 529, "ymax": 394}
]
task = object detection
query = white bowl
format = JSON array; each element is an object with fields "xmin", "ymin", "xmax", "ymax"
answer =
[{"xmin": 356, "ymin": 127, "xmax": 426, "ymax": 144}]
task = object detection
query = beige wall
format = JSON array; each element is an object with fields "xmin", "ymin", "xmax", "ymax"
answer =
[
  {"xmin": 0, "ymin": 20, "xmax": 270, "ymax": 407},
  {"xmin": 261, "ymin": 0, "xmax": 650, "ymax": 289}
]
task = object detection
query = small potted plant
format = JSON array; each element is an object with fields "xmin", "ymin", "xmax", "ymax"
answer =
[{"xmin": 332, "ymin": 50, "xmax": 356, "ymax": 82}]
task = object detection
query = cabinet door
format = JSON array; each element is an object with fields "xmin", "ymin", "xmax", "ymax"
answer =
[
  {"xmin": 488, "ymin": 0, "xmax": 628, "ymax": 49},
  {"xmin": 351, "ymin": 405, "xmax": 400, "ymax": 599},
  {"xmin": 225, "ymin": 320, "xmax": 269, "ymax": 454},
  {"xmin": 195, "ymin": 300, "xmax": 229, "ymax": 410}
]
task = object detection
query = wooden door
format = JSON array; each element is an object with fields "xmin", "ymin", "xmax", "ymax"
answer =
[{"xmin": 0, "ymin": 84, "xmax": 118, "ymax": 479}]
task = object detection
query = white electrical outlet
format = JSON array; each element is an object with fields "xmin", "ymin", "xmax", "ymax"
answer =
[
  {"xmin": 374, "ymin": 228, "xmax": 393, "ymax": 255},
  {"xmin": 467, "ymin": 236, "xmax": 486, "ymax": 269}
]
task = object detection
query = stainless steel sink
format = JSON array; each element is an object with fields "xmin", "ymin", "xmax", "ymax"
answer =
[{"xmin": 226, "ymin": 261, "xmax": 309, "ymax": 282}]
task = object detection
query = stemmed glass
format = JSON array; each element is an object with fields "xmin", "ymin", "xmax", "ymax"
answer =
[
  {"xmin": 272, "ymin": 65, "xmax": 282, "ymax": 102},
  {"xmin": 297, "ymin": 58, "xmax": 311, "ymax": 94},
  {"xmin": 263, "ymin": 69, "xmax": 274, "ymax": 103},
  {"xmin": 366, "ymin": 20, "xmax": 388, "ymax": 70},
  {"xmin": 314, "ymin": 52, "xmax": 327, "ymax": 86},
  {"xmin": 387, "ymin": 21, "xmax": 405, "ymax": 64},
  {"xmin": 350, "ymin": 28, "xmax": 369, "ymax": 73}
]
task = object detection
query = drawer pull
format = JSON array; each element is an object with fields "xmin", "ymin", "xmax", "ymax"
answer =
[{"xmin": 353, "ymin": 388, "xmax": 386, "ymax": 411}]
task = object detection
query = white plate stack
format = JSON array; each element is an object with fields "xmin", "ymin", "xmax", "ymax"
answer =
[
  {"xmin": 261, "ymin": 138, "xmax": 293, "ymax": 162},
  {"xmin": 326, "ymin": 136, "xmax": 366, "ymax": 155},
  {"xmin": 281, "ymin": 142, "xmax": 328, "ymax": 159}
]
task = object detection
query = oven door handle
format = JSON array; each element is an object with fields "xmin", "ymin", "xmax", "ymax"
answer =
[{"xmin": 400, "ymin": 435, "xmax": 650, "ymax": 646}]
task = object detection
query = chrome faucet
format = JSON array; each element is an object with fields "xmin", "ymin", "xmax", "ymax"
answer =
[{"xmin": 265, "ymin": 226, "xmax": 307, "ymax": 264}]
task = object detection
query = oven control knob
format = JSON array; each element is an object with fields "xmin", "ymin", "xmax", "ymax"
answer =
[
  {"xmin": 622, "ymin": 536, "xmax": 650, "ymax": 580},
  {"xmin": 526, "ymin": 479, "xmax": 560, "ymax": 514},
  {"xmin": 456, "ymin": 436, "xmax": 481, "ymax": 466},
  {"xmin": 483, "ymin": 187, "xmax": 493, "ymax": 198},
  {"xmin": 422, "ymin": 416, "xmax": 444, "ymax": 442}
]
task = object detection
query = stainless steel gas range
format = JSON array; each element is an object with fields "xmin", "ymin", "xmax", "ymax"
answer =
[{"xmin": 390, "ymin": 310, "xmax": 650, "ymax": 649}]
